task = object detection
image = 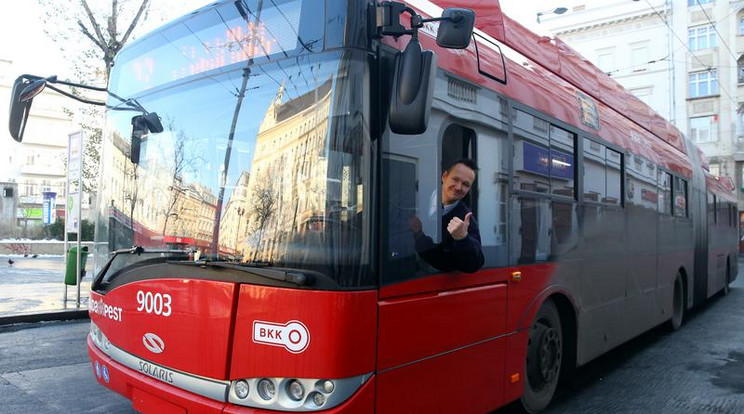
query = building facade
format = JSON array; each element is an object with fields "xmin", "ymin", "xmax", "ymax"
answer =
[
  {"xmin": 0, "ymin": 59, "xmax": 74, "ymax": 237},
  {"xmin": 542, "ymin": 0, "xmax": 744, "ymax": 233}
]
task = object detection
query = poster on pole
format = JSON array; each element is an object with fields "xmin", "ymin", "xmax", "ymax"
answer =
[
  {"xmin": 66, "ymin": 131, "xmax": 83, "ymax": 234},
  {"xmin": 68, "ymin": 131, "xmax": 82, "ymax": 188},
  {"xmin": 66, "ymin": 192, "xmax": 80, "ymax": 233}
]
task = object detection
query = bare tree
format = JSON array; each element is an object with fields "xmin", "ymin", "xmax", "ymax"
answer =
[
  {"xmin": 249, "ymin": 177, "xmax": 278, "ymax": 261},
  {"xmin": 160, "ymin": 130, "xmax": 188, "ymax": 237},
  {"xmin": 38, "ymin": 0, "xmax": 153, "ymax": 193}
]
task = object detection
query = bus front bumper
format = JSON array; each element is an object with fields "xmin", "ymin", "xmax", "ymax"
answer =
[{"xmin": 87, "ymin": 336, "xmax": 375, "ymax": 414}]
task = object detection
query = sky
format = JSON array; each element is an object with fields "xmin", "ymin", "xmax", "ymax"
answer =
[{"xmin": 0, "ymin": 0, "xmax": 214, "ymax": 80}]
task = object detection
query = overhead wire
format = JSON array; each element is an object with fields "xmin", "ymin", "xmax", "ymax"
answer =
[
  {"xmin": 644, "ymin": 0, "xmax": 739, "ymax": 110},
  {"xmin": 694, "ymin": 0, "xmax": 738, "ymax": 65}
]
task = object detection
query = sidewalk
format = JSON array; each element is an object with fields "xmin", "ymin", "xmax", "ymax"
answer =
[{"xmin": 0, "ymin": 255, "xmax": 91, "ymax": 325}]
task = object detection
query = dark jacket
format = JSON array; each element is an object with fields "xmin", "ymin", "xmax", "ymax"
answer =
[{"xmin": 413, "ymin": 201, "xmax": 485, "ymax": 273}]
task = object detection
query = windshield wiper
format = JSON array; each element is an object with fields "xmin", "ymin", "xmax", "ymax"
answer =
[
  {"xmin": 93, "ymin": 246, "xmax": 192, "ymax": 289},
  {"xmin": 167, "ymin": 260, "xmax": 314, "ymax": 286}
]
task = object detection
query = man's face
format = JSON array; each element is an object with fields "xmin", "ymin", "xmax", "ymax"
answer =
[{"xmin": 441, "ymin": 163, "xmax": 475, "ymax": 205}]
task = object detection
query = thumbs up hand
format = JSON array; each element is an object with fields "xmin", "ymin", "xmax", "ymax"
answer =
[{"xmin": 447, "ymin": 212, "xmax": 472, "ymax": 241}]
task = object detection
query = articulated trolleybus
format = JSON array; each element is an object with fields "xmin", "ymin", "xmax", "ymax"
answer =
[{"xmin": 8, "ymin": 0, "xmax": 739, "ymax": 413}]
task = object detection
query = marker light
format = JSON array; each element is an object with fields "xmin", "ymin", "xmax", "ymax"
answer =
[
  {"xmin": 322, "ymin": 380, "xmax": 335, "ymax": 393},
  {"xmin": 228, "ymin": 374, "xmax": 370, "ymax": 411},
  {"xmin": 234, "ymin": 380, "xmax": 250, "ymax": 399},
  {"xmin": 287, "ymin": 380, "xmax": 304, "ymax": 401},
  {"xmin": 257, "ymin": 379, "xmax": 276, "ymax": 400},
  {"xmin": 312, "ymin": 392, "xmax": 326, "ymax": 406}
]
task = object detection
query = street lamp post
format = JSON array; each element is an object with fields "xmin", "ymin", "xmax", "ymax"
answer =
[
  {"xmin": 536, "ymin": 7, "xmax": 568, "ymax": 23},
  {"xmin": 235, "ymin": 207, "xmax": 245, "ymax": 256}
]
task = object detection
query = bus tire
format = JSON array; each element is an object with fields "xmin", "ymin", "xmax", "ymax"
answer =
[
  {"xmin": 521, "ymin": 299, "xmax": 562, "ymax": 413},
  {"xmin": 668, "ymin": 272, "xmax": 685, "ymax": 331},
  {"xmin": 722, "ymin": 258, "xmax": 731, "ymax": 296}
]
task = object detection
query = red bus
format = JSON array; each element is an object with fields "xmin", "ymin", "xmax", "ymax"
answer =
[{"xmin": 8, "ymin": 0, "xmax": 739, "ymax": 413}]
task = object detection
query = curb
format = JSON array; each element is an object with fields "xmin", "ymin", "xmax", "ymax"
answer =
[{"xmin": 0, "ymin": 309, "xmax": 89, "ymax": 326}]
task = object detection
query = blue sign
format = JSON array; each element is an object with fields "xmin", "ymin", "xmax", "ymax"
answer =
[
  {"xmin": 522, "ymin": 142, "xmax": 574, "ymax": 180},
  {"xmin": 42, "ymin": 192, "xmax": 56, "ymax": 225}
]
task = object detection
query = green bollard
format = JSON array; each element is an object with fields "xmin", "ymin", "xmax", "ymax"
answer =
[{"xmin": 64, "ymin": 246, "xmax": 89, "ymax": 286}]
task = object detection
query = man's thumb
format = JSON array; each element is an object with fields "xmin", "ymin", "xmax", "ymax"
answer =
[{"xmin": 464, "ymin": 212, "xmax": 472, "ymax": 226}]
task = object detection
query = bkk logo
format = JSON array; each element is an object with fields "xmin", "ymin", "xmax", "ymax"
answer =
[
  {"xmin": 253, "ymin": 320, "xmax": 310, "ymax": 353},
  {"xmin": 142, "ymin": 332, "xmax": 165, "ymax": 354}
]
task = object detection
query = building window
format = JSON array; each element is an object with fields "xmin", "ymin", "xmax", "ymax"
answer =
[
  {"xmin": 689, "ymin": 0, "xmax": 714, "ymax": 6},
  {"xmin": 630, "ymin": 42, "xmax": 649, "ymax": 69},
  {"xmin": 689, "ymin": 116, "xmax": 718, "ymax": 143},
  {"xmin": 23, "ymin": 180, "xmax": 34, "ymax": 196},
  {"xmin": 596, "ymin": 47, "xmax": 615, "ymax": 74},
  {"xmin": 740, "ymin": 16, "xmax": 744, "ymax": 35},
  {"xmin": 739, "ymin": 56, "xmax": 744, "ymax": 83},
  {"xmin": 688, "ymin": 25, "xmax": 717, "ymax": 51},
  {"xmin": 689, "ymin": 70, "xmax": 718, "ymax": 98},
  {"xmin": 709, "ymin": 163, "xmax": 721, "ymax": 176},
  {"xmin": 738, "ymin": 104, "xmax": 744, "ymax": 139}
]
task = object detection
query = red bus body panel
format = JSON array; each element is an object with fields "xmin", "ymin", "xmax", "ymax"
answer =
[
  {"xmin": 229, "ymin": 286, "xmax": 378, "ymax": 379},
  {"xmin": 90, "ymin": 279, "xmax": 236, "ymax": 379}
]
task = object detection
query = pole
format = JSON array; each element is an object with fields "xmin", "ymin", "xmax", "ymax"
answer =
[
  {"xmin": 76, "ymin": 132, "xmax": 83, "ymax": 307},
  {"xmin": 63, "ymin": 199, "xmax": 69, "ymax": 306}
]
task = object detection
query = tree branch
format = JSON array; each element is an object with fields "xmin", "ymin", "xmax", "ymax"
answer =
[
  {"xmin": 120, "ymin": 0, "xmax": 150, "ymax": 47},
  {"xmin": 80, "ymin": 0, "xmax": 107, "ymax": 51},
  {"xmin": 77, "ymin": 20, "xmax": 105, "ymax": 50},
  {"xmin": 109, "ymin": 0, "xmax": 118, "ymax": 41}
]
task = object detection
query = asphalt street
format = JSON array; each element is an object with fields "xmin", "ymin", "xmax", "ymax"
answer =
[{"xmin": 0, "ymin": 265, "xmax": 743, "ymax": 413}]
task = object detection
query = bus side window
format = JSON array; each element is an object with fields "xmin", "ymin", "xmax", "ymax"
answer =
[
  {"xmin": 381, "ymin": 116, "xmax": 441, "ymax": 284},
  {"xmin": 673, "ymin": 177, "xmax": 688, "ymax": 218},
  {"xmin": 658, "ymin": 171, "xmax": 672, "ymax": 215},
  {"xmin": 441, "ymin": 124, "xmax": 476, "ymax": 210},
  {"xmin": 709, "ymin": 193, "xmax": 716, "ymax": 224},
  {"xmin": 583, "ymin": 138, "xmax": 607, "ymax": 203}
]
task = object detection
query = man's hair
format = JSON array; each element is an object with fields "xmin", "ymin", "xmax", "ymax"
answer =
[{"xmin": 443, "ymin": 158, "xmax": 478, "ymax": 174}]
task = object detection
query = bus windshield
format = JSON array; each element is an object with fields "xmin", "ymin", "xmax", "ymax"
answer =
[{"xmin": 94, "ymin": 0, "xmax": 373, "ymax": 289}]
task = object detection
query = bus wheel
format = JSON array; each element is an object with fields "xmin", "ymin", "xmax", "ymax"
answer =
[
  {"xmin": 722, "ymin": 260, "xmax": 731, "ymax": 296},
  {"xmin": 522, "ymin": 299, "xmax": 562, "ymax": 413},
  {"xmin": 668, "ymin": 272, "xmax": 685, "ymax": 331}
]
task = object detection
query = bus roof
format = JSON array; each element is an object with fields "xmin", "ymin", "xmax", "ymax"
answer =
[{"xmin": 428, "ymin": 0, "xmax": 695, "ymax": 164}]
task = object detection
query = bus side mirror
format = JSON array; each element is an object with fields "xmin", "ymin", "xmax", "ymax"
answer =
[
  {"xmin": 436, "ymin": 8, "xmax": 475, "ymax": 49},
  {"xmin": 130, "ymin": 112, "xmax": 163, "ymax": 164},
  {"xmin": 8, "ymin": 75, "xmax": 42, "ymax": 142},
  {"xmin": 389, "ymin": 40, "xmax": 437, "ymax": 135}
]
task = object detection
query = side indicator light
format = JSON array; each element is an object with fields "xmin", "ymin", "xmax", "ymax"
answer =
[
  {"xmin": 510, "ymin": 373, "xmax": 520, "ymax": 384},
  {"xmin": 511, "ymin": 271, "xmax": 522, "ymax": 282}
]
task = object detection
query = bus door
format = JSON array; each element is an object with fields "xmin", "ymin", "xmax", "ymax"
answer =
[{"xmin": 378, "ymin": 78, "xmax": 510, "ymax": 412}]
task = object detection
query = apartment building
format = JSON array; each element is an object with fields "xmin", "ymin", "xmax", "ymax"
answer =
[
  {"xmin": 0, "ymin": 59, "xmax": 73, "ymax": 237},
  {"xmin": 542, "ymin": 0, "xmax": 744, "ymax": 230}
]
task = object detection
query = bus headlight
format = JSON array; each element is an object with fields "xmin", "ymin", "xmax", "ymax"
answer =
[
  {"xmin": 228, "ymin": 374, "xmax": 371, "ymax": 411},
  {"xmin": 287, "ymin": 380, "xmax": 304, "ymax": 401},
  {"xmin": 234, "ymin": 380, "xmax": 250, "ymax": 399},
  {"xmin": 89, "ymin": 321, "xmax": 112, "ymax": 356},
  {"xmin": 257, "ymin": 378, "xmax": 276, "ymax": 400}
]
